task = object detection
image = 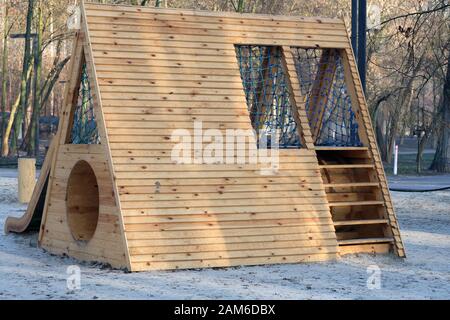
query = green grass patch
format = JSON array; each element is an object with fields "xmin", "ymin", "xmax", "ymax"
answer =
[{"xmin": 384, "ymin": 152, "xmax": 437, "ymax": 176}]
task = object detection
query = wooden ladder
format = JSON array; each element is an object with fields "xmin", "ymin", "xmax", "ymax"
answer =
[{"xmin": 316, "ymin": 146, "xmax": 395, "ymax": 255}]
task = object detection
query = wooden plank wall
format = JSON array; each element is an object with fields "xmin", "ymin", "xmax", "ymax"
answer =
[
  {"xmin": 83, "ymin": 2, "xmax": 343, "ymax": 271},
  {"xmin": 40, "ymin": 145, "xmax": 128, "ymax": 269},
  {"xmin": 342, "ymin": 48, "xmax": 405, "ymax": 257}
]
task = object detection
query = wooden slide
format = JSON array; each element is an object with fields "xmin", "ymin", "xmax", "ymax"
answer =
[{"xmin": 4, "ymin": 140, "xmax": 55, "ymax": 234}]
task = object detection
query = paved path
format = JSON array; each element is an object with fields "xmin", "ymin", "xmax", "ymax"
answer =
[
  {"xmin": 388, "ymin": 174, "xmax": 450, "ymax": 191},
  {"xmin": 0, "ymin": 168, "xmax": 40, "ymax": 179},
  {"xmin": 397, "ymin": 149, "xmax": 435, "ymax": 155}
]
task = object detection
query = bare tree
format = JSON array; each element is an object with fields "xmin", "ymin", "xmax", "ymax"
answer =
[
  {"xmin": 2, "ymin": 0, "xmax": 35, "ymax": 156},
  {"xmin": 430, "ymin": 40, "xmax": 450, "ymax": 172},
  {"xmin": 1, "ymin": 0, "xmax": 12, "ymax": 151}
]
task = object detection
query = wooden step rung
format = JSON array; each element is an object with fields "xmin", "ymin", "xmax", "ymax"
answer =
[
  {"xmin": 315, "ymin": 146, "xmax": 369, "ymax": 151},
  {"xmin": 323, "ymin": 182, "xmax": 380, "ymax": 188},
  {"xmin": 339, "ymin": 243, "xmax": 391, "ymax": 255},
  {"xmin": 328, "ymin": 201, "xmax": 385, "ymax": 207},
  {"xmin": 319, "ymin": 164, "xmax": 374, "ymax": 169},
  {"xmin": 333, "ymin": 219, "xmax": 389, "ymax": 227},
  {"xmin": 338, "ymin": 238, "xmax": 394, "ymax": 246}
]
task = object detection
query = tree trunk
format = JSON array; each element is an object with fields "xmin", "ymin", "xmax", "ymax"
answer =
[
  {"xmin": 10, "ymin": 0, "xmax": 34, "ymax": 155},
  {"xmin": 237, "ymin": 0, "xmax": 245, "ymax": 12},
  {"xmin": 154, "ymin": 0, "xmax": 167, "ymax": 7},
  {"xmin": 1, "ymin": 64, "xmax": 33, "ymax": 156},
  {"xmin": 1, "ymin": 1, "xmax": 8, "ymax": 152},
  {"xmin": 376, "ymin": 119, "xmax": 387, "ymax": 160},
  {"xmin": 23, "ymin": 52, "xmax": 70, "ymax": 154},
  {"xmin": 430, "ymin": 48, "xmax": 450, "ymax": 172},
  {"xmin": 417, "ymin": 133, "xmax": 427, "ymax": 174},
  {"xmin": 27, "ymin": 3, "xmax": 43, "ymax": 156},
  {"xmin": 40, "ymin": 56, "xmax": 71, "ymax": 111},
  {"xmin": 384, "ymin": 47, "xmax": 426, "ymax": 163}
]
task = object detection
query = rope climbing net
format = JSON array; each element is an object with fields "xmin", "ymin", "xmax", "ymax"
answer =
[
  {"xmin": 292, "ymin": 47, "xmax": 362, "ymax": 147},
  {"xmin": 236, "ymin": 45, "xmax": 302, "ymax": 149},
  {"xmin": 70, "ymin": 62, "xmax": 100, "ymax": 145}
]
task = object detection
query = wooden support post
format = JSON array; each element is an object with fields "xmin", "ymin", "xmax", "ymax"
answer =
[
  {"xmin": 282, "ymin": 46, "xmax": 316, "ymax": 150},
  {"xmin": 307, "ymin": 49, "xmax": 339, "ymax": 143},
  {"xmin": 18, "ymin": 158, "xmax": 36, "ymax": 203},
  {"xmin": 253, "ymin": 47, "xmax": 275, "ymax": 133}
]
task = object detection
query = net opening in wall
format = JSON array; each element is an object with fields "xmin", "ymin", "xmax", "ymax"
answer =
[
  {"xmin": 66, "ymin": 160, "xmax": 99, "ymax": 243},
  {"xmin": 69, "ymin": 61, "xmax": 100, "ymax": 145},
  {"xmin": 235, "ymin": 45, "xmax": 302, "ymax": 149},
  {"xmin": 291, "ymin": 47, "xmax": 362, "ymax": 147}
]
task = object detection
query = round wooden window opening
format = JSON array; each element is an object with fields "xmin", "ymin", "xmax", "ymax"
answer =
[{"xmin": 67, "ymin": 160, "xmax": 99, "ymax": 243}]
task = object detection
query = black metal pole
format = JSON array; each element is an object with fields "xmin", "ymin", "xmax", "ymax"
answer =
[
  {"xmin": 358, "ymin": 0, "xmax": 367, "ymax": 93},
  {"xmin": 351, "ymin": 0, "xmax": 359, "ymax": 58}
]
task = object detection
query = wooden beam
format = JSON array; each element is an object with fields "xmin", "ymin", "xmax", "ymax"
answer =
[
  {"xmin": 339, "ymin": 243, "xmax": 390, "ymax": 255},
  {"xmin": 338, "ymin": 237, "xmax": 394, "ymax": 245},
  {"xmin": 80, "ymin": 0, "xmax": 133, "ymax": 270},
  {"xmin": 319, "ymin": 164, "xmax": 374, "ymax": 169},
  {"xmin": 315, "ymin": 146, "xmax": 369, "ymax": 151},
  {"xmin": 38, "ymin": 31, "xmax": 84, "ymax": 245},
  {"xmin": 333, "ymin": 219, "xmax": 389, "ymax": 226},
  {"xmin": 328, "ymin": 200, "xmax": 384, "ymax": 207},
  {"xmin": 306, "ymin": 49, "xmax": 339, "ymax": 142},
  {"xmin": 4, "ymin": 140, "xmax": 56, "ymax": 233},
  {"xmin": 323, "ymin": 182, "xmax": 379, "ymax": 188},
  {"xmin": 282, "ymin": 46, "xmax": 315, "ymax": 149}
]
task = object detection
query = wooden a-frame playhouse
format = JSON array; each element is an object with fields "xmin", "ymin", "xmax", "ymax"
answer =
[{"xmin": 5, "ymin": 1, "xmax": 405, "ymax": 271}]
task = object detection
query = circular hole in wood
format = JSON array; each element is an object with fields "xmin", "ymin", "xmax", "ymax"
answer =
[{"xmin": 66, "ymin": 160, "xmax": 99, "ymax": 243}]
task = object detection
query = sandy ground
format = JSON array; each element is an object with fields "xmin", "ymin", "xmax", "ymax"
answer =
[{"xmin": 0, "ymin": 173, "xmax": 449, "ymax": 300}]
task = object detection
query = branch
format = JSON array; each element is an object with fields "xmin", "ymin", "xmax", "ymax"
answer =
[
  {"xmin": 40, "ymin": 56, "xmax": 71, "ymax": 110},
  {"xmin": 230, "ymin": 0, "xmax": 238, "ymax": 12},
  {"xmin": 374, "ymin": 4, "xmax": 450, "ymax": 29}
]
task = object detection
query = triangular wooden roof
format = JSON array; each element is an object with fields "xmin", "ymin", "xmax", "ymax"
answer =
[{"xmin": 6, "ymin": 1, "xmax": 404, "ymax": 271}]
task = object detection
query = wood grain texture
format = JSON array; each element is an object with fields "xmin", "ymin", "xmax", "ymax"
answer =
[
  {"xmin": 33, "ymin": 2, "xmax": 404, "ymax": 272},
  {"xmin": 40, "ymin": 144, "xmax": 128, "ymax": 269},
  {"xmin": 38, "ymin": 27, "xmax": 128, "ymax": 269},
  {"xmin": 82, "ymin": 2, "xmax": 342, "ymax": 271}
]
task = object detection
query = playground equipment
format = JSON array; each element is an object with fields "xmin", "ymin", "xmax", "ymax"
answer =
[
  {"xmin": 18, "ymin": 158, "xmax": 37, "ymax": 203},
  {"xmin": 5, "ymin": 1, "xmax": 404, "ymax": 271}
]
